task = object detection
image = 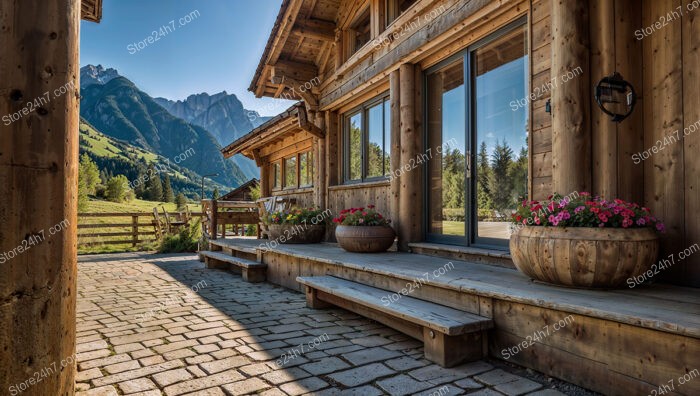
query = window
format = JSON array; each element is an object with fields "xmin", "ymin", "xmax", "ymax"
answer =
[
  {"xmin": 425, "ymin": 20, "xmax": 528, "ymax": 248},
  {"xmin": 348, "ymin": 6, "xmax": 371, "ymax": 56},
  {"xmin": 344, "ymin": 96, "xmax": 391, "ymax": 182},
  {"xmin": 299, "ymin": 151, "xmax": 313, "ymax": 187},
  {"xmin": 272, "ymin": 162, "xmax": 281, "ymax": 189},
  {"xmin": 272, "ymin": 150, "xmax": 314, "ymax": 190},
  {"xmin": 386, "ymin": 0, "xmax": 418, "ymax": 26},
  {"xmin": 284, "ymin": 155, "xmax": 297, "ymax": 189}
]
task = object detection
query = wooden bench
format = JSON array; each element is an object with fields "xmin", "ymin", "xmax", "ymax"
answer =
[
  {"xmin": 201, "ymin": 251, "xmax": 267, "ymax": 283},
  {"xmin": 297, "ymin": 275, "xmax": 493, "ymax": 367}
]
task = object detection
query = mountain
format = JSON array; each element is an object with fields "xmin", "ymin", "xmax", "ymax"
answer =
[
  {"xmin": 79, "ymin": 71, "xmax": 247, "ymax": 188},
  {"xmin": 154, "ymin": 92, "xmax": 261, "ymax": 179},
  {"xmin": 80, "ymin": 64, "xmax": 120, "ymax": 88},
  {"xmin": 79, "ymin": 119, "xmax": 227, "ymax": 199}
]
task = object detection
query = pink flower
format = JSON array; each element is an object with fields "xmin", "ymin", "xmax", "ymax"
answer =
[
  {"xmin": 656, "ymin": 222, "xmax": 665, "ymax": 232},
  {"xmin": 574, "ymin": 206, "xmax": 585, "ymax": 214},
  {"xmin": 534, "ymin": 217, "xmax": 541, "ymax": 225},
  {"xmin": 636, "ymin": 218, "xmax": 646, "ymax": 226}
]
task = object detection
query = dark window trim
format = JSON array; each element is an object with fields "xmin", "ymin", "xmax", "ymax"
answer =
[{"xmin": 342, "ymin": 93, "xmax": 391, "ymax": 184}]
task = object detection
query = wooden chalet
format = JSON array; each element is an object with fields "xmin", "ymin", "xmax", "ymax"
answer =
[
  {"xmin": 219, "ymin": 178, "xmax": 260, "ymax": 201},
  {"xmin": 214, "ymin": 0, "xmax": 700, "ymax": 394}
]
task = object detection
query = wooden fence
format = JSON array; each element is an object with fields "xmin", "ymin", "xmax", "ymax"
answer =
[
  {"xmin": 78, "ymin": 212, "xmax": 160, "ymax": 247},
  {"xmin": 77, "ymin": 212, "xmax": 202, "ymax": 247}
]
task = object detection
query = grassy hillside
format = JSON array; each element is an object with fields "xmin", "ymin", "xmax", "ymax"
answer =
[
  {"xmin": 78, "ymin": 198, "xmax": 202, "ymax": 255},
  {"xmin": 80, "ymin": 121, "xmax": 158, "ymax": 162},
  {"xmin": 79, "ymin": 119, "xmax": 229, "ymax": 199}
]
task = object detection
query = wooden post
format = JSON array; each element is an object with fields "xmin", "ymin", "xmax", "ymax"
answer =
[
  {"xmin": 0, "ymin": 0, "xmax": 80, "ymax": 394},
  {"xmin": 211, "ymin": 199, "xmax": 218, "ymax": 240},
  {"xmin": 325, "ymin": 110, "xmax": 339, "ymax": 188},
  {"xmin": 551, "ymin": 0, "xmax": 591, "ymax": 195},
  {"xmin": 313, "ymin": 112, "xmax": 326, "ymax": 209},
  {"xmin": 132, "ymin": 215, "xmax": 139, "ymax": 246},
  {"xmin": 590, "ymin": 0, "xmax": 616, "ymax": 199},
  {"xmin": 389, "ymin": 69, "xmax": 401, "ymax": 235},
  {"xmin": 260, "ymin": 161, "xmax": 271, "ymax": 197},
  {"xmin": 398, "ymin": 63, "xmax": 421, "ymax": 251}
]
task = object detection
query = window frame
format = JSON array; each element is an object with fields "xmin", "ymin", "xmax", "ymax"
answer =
[
  {"xmin": 342, "ymin": 93, "xmax": 392, "ymax": 184},
  {"xmin": 385, "ymin": 0, "xmax": 418, "ymax": 28},
  {"xmin": 422, "ymin": 17, "xmax": 529, "ymax": 250},
  {"xmin": 272, "ymin": 150, "xmax": 314, "ymax": 191},
  {"xmin": 271, "ymin": 161, "xmax": 281, "ymax": 190}
]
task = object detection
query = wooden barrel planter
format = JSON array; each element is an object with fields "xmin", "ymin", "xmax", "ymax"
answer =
[
  {"xmin": 510, "ymin": 226, "xmax": 659, "ymax": 289},
  {"xmin": 335, "ymin": 225, "xmax": 396, "ymax": 253},
  {"xmin": 267, "ymin": 224, "xmax": 325, "ymax": 244}
]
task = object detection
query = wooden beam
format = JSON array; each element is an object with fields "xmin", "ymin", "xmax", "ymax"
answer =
[
  {"xmin": 590, "ymin": 0, "xmax": 617, "ymax": 199},
  {"xmin": 390, "ymin": 69, "xmax": 401, "ymax": 236},
  {"xmin": 251, "ymin": 149, "xmax": 263, "ymax": 167},
  {"xmin": 292, "ymin": 18, "xmax": 336, "ymax": 42},
  {"xmin": 551, "ymin": 0, "xmax": 591, "ymax": 194},
  {"xmin": 298, "ymin": 107, "xmax": 324, "ymax": 138},
  {"xmin": 271, "ymin": 60, "xmax": 318, "ymax": 85},
  {"xmin": 313, "ymin": 112, "xmax": 327, "ymax": 209},
  {"xmin": 271, "ymin": 75, "xmax": 319, "ymax": 111},
  {"xmin": 0, "ymin": 0, "xmax": 80, "ymax": 394},
  {"xmin": 398, "ymin": 63, "xmax": 421, "ymax": 251},
  {"xmin": 81, "ymin": 0, "xmax": 102, "ymax": 22},
  {"xmin": 325, "ymin": 110, "xmax": 339, "ymax": 187}
]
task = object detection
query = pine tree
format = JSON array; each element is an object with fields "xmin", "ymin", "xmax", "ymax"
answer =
[
  {"xmin": 163, "ymin": 174, "xmax": 175, "ymax": 203},
  {"xmin": 144, "ymin": 165, "xmax": 164, "ymax": 201},
  {"xmin": 488, "ymin": 139, "xmax": 514, "ymax": 218},
  {"xmin": 212, "ymin": 188, "xmax": 220, "ymax": 200},
  {"xmin": 477, "ymin": 141, "xmax": 493, "ymax": 212},
  {"xmin": 175, "ymin": 193, "xmax": 187, "ymax": 211},
  {"xmin": 509, "ymin": 146, "xmax": 528, "ymax": 203}
]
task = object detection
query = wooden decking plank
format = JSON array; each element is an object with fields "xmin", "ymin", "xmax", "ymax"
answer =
[
  {"xmin": 209, "ymin": 238, "xmax": 259, "ymax": 254},
  {"xmin": 297, "ymin": 276, "xmax": 492, "ymax": 335},
  {"xmin": 200, "ymin": 251, "xmax": 266, "ymax": 269},
  {"xmin": 213, "ymin": 237, "xmax": 700, "ymax": 338}
]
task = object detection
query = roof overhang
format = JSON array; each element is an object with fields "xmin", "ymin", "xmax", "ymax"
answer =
[
  {"xmin": 221, "ymin": 102, "xmax": 323, "ymax": 163},
  {"xmin": 248, "ymin": 0, "xmax": 338, "ymax": 106},
  {"xmin": 81, "ymin": 0, "xmax": 103, "ymax": 22}
]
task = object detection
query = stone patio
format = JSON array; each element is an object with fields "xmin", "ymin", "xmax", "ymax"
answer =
[{"xmin": 74, "ymin": 252, "xmax": 589, "ymax": 396}]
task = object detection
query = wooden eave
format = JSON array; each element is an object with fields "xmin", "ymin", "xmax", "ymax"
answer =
[
  {"xmin": 221, "ymin": 103, "xmax": 304, "ymax": 159},
  {"xmin": 81, "ymin": 0, "xmax": 103, "ymax": 22},
  {"xmin": 248, "ymin": 0, "xmax": 340, "ymax": 99}
]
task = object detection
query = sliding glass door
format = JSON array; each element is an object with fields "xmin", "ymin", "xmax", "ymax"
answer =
[{"xmin": 426, "ymin": 20, "xmax": 528, "ymax": 248}]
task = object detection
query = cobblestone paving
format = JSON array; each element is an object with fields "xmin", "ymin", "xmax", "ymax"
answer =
[{"xmin": 75, "ymin": 253, "xmax": 581, "ymax": 396}]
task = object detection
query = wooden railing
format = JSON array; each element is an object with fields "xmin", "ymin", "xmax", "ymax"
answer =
[{"xmin": 202, "ymin": 200, "xmax": 259, "ymax": 240}]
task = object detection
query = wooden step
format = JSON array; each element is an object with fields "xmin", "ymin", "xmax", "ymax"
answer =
[
  {"xmin": 297, "ymin": 275, "xmax": 493, "ymax": 367},
  {"xmin": 201, "ymin": 251, "xmax": 266, "ymax": 283},
  {"xmin": 209, "ymin": 239, "xmax": 258, "ymax": 255}
]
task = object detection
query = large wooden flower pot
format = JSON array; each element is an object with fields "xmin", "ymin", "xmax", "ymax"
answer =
[
  {"xmin": 335, "ymin": 225, "xmax": 396, "ymax": 253},
  {"xmin": 509, "ymin": 226, "xmax": 659, "ymax": 289},
  {"xmin": 267, "ymin": 224, "xmax": 325, "ymax": 244}
]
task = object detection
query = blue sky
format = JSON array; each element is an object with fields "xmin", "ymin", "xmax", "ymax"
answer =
[{"xmin": 80, "ymin": 0, "xmax": 294, "ymax": 116}]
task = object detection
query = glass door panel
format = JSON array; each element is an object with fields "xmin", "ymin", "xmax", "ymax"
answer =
[
  {"xmin": 426, "ymin": 58, "xmax": 466, "ymax": 238},
  {"xmin": 472, "ymin": 25, "xmax": 528, "ymax": 245}
]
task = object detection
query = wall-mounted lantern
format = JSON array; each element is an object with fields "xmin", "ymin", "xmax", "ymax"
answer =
[{"xmin": 594, "ymin": 72, "xmax": 637, "ymax": 123}]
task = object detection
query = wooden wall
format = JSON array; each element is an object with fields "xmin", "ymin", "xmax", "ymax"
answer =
[{"xmin": 641, "ymin": 0, "xmax": 699, "ymax": 286}]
